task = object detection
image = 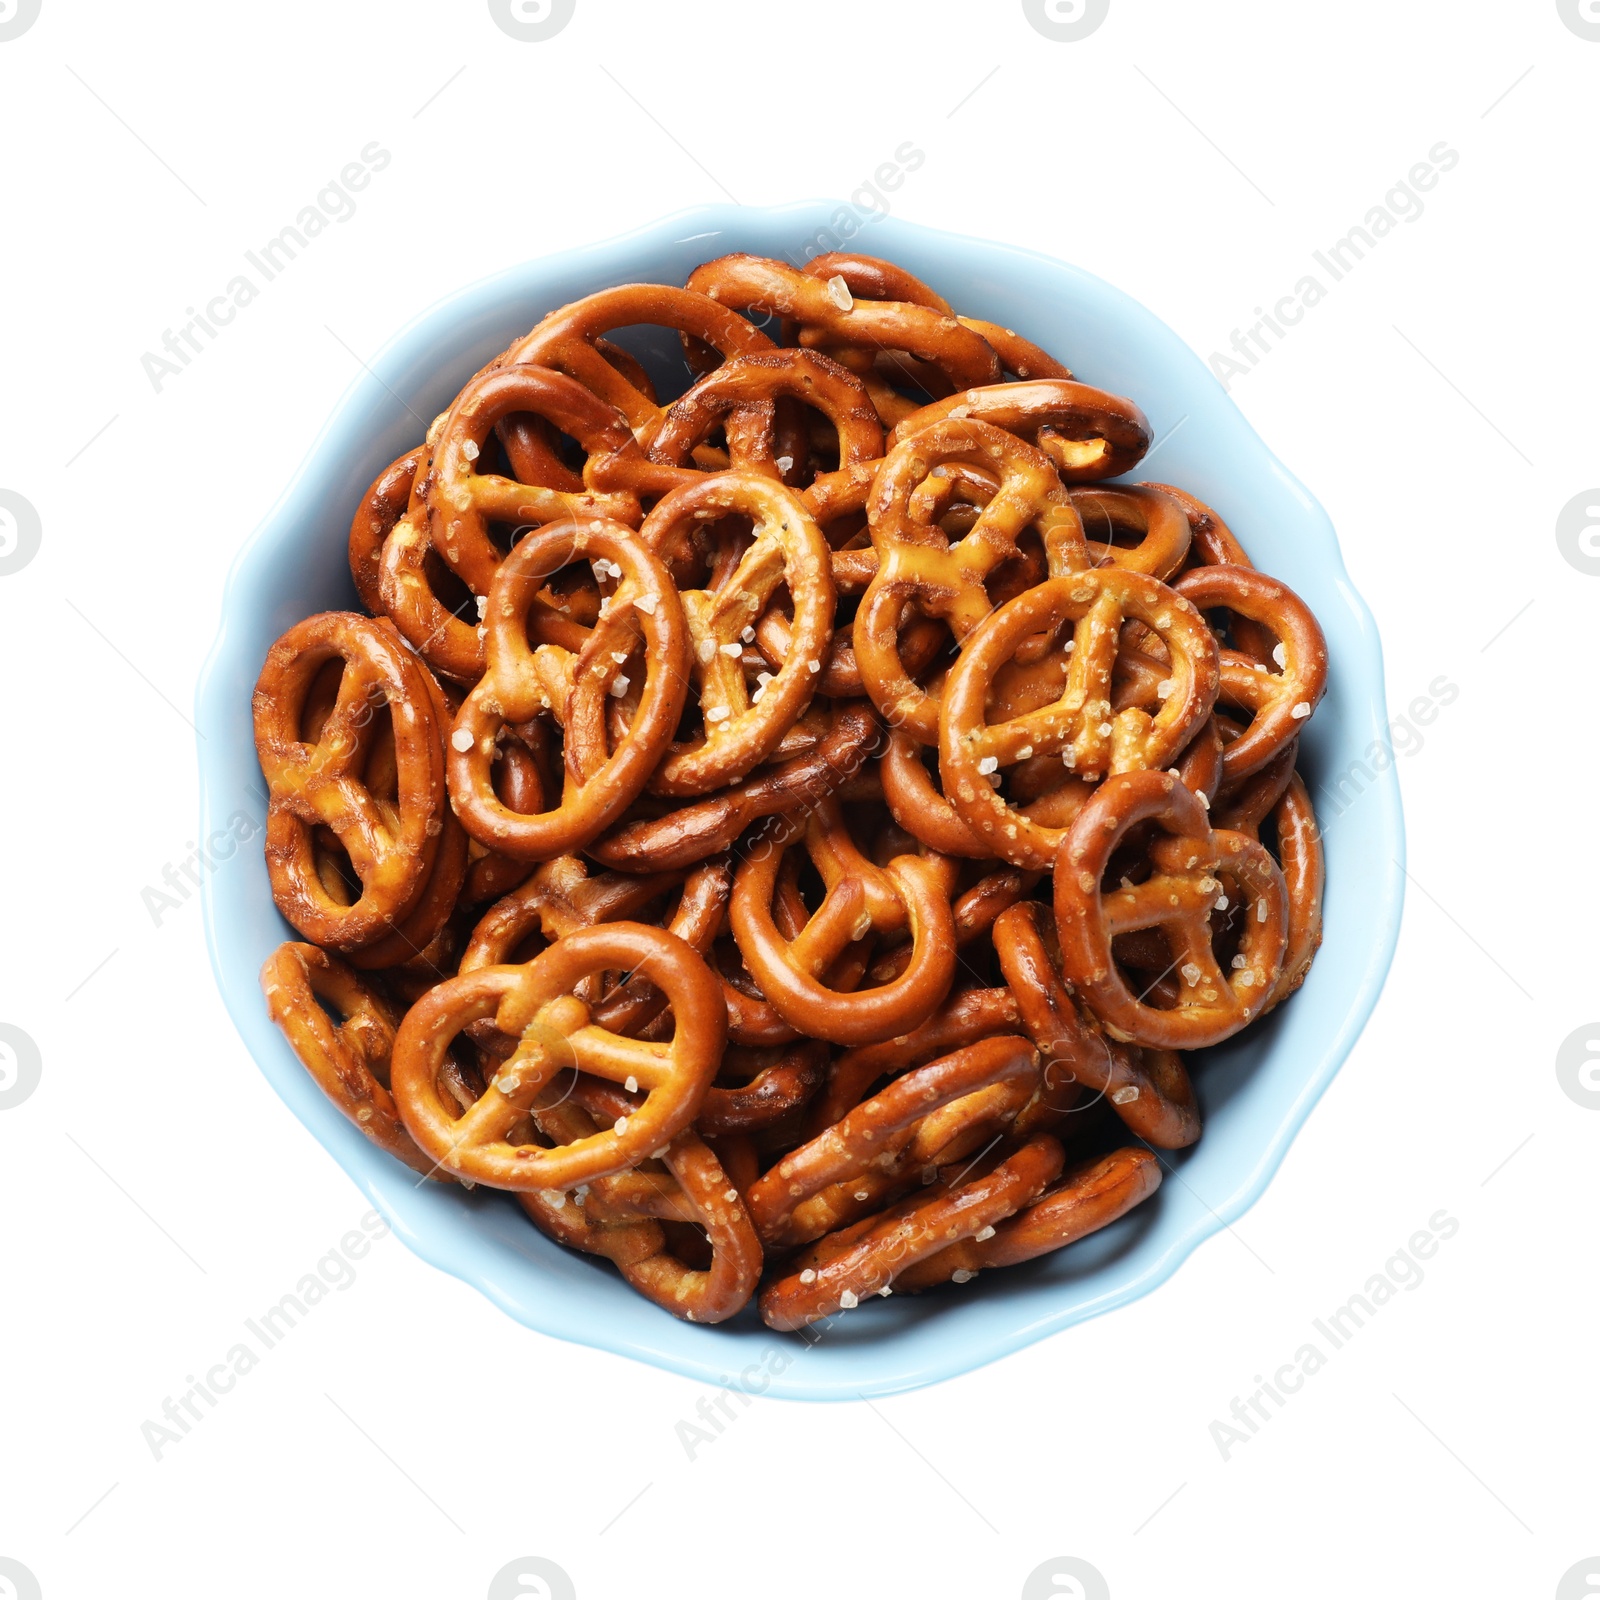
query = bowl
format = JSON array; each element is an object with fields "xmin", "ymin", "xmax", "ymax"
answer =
[{"xmin": 197, "ymin": 202, "xmax": 1404, "ymax": 1399}]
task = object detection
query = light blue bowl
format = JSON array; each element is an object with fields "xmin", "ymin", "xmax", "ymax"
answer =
[{"xmin": 197, "ymin": 203, "xmax": 1403, "ymax": 1399}]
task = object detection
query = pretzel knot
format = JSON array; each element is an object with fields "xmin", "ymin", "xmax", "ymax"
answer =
[
  {"xmin": 992, "ymin": 901, "xmax": 1200, "ymax": 1149},
  {"xmin": 1172, "ymin": 564, "xmax": 1328, "ymax": 783},
  {"xmin": 423, "ymin": 364, "xmax": 645, "ymax": 595},
  {"xmin": 759, "ymin": 1135, "xmax": 1065, "ymax": 1330},
  {"xmin": 687, "ymin": 252, "xmax": 1003, "ymax": 397},
  {"xmin": 635, "ymin": 470, "xmax": 837, "ymax": 796},
  {"xmin": 260, "ymin": 943, "xmax": 445, "ymax": 1180},
  {"xmin": 891, "ymin": 378, "xmax": 1153, "ymax": 482},
  {"xmin": 730, "ymin": 797, "xmax": 957, "ymax": 1046},
  {"xmin": 1053, "ymin": 770, "xmax": 1289, "ymax": 1049},
  {"xmin": 391, "ymin": 922, "xmax": 727, "ymax": 1189},
  {"xmin": 745, "ymin": 1034, "xmax": 1044, "ymax": 1250},
  {"xmin": 855, "ymin": 417, "xmax": 1089, "ymax": 743},
  {"xmin": 937, "ymin": 568, "xmax": 1222, "ymax": 870},
  {"xmin": 447, "ymin": 518, "xmax": 691, "ymax": 860},
  {"xmin": 500, "ymin": 282, "xmax": 776, "ymax": 457},
  {"xmin": 254, "ymin": 612, "xmax": 448, "ymax": 952}
]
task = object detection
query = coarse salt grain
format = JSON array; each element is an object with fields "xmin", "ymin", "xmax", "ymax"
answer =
[
  {"xmin": 1157, "ymin": 678, "xmax": 1175, "ymax": 699},
  {"xmin": 1111, "ymin": 1085, "xmax": 1140, "ymax": 1105},
  {"xmin": 1273, "ymin": 642, "xmax": 1288, "ymax": 668},
  {"xmin": 461, "ymin": 439, "xmax": 479, "ymax": 461},
  {"xmin": 776, "ymin": 454, "xmax": 794, "ymax": 473},
  {"xmin": 741, "ymin": 626, "xmax": 756, "ymax": 643},
  {"xmin": 799, "ymin": 1267, "xmax": 817, "ymax": 1283},
  {"xmin": 697, "ymin": 638, "xmax": 718, "ymax": 663},
  {"xmin": 839, "ymin": 1289, "xmax": 859, "ymax": 1309},
  {"xmin": 1238, "ymin": 970, "xmax": 1256, "ymax": 987},
  {"xmin": 625, "ymin": 1075, "xmax": 638, "ymax": 1093},
  {"xmin": 611, "ymin": 650, "xmax": 629, "ymax": 664},
  {"xmin": 1257, "ymin": 899, "xmax": 1269, "ymax": 922},
  {"xmin": 806, "ymin": 658, "xmax": 820, "ymax": 674},
  {"xmin": 826, "ymin": 274, "xmax": 853, "ymax": 310},
  {"xmin": 634, "ymin": 593, "xmax": 658, "ymax": 615},
  {"xmin": 705, "ymin": 705, "xmax": 730, "ymax": 724},
  {"xmin": 720, "ymin": 641, "xmax": 743, "ymax": 657},
  {"xmin": 1181, "ymin": 962, "xmax": 1202, "ymax": 985},
  {"xmin": 613, "ymin": 1116, "xmax": 629, "ymax": 1135},
  {"xmin": 853, "ymin": 1189, "xmax": 869, "ymax": 1201},
  {"xmin": 608, "ymin": 675, "xmax": 630, "ymax": 698},
  {"xmin": 952, "ymin": 1269, "xmax": 976, "ymax": 1284},
  {"xmin": 451, "ymin": 728, "xmax": 475, "ymax": 752},
  {"xmin": 1291, "ymin": 701, "xmax": 1311, "ymax": 719},
  {"xmin": 975, "ymin": 1225, "xmax": 996, "ymax": 1241},
  {"xmin": 977, "ymin": 755, "xmax": 999, "ymax": 775},
  {"xmin": 476, "ymin": 594, "xmax": 489, "ymax": 619}
]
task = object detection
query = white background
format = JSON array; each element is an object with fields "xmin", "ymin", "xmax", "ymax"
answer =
[{"xmin": 2, "ymin": 2, "xmax": 1596, "ymax": 1597}]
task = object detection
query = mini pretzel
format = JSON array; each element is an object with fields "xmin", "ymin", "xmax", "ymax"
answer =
[
  {"xmin": 501, "ymin": 282, "xmax": 775, "ymax": 457},
  {"xmin": 255, "ymin": 612, "xmax": 445, "ymax": 952},
  {"xmin": 759, "ymin": 1134, "xmax": 1064, "ymax": 1329},
  {"xmin": 1071, "ymin": 484, "xmax": 1192, "ymax": 580},
  {"xmin": 1172, "ymin": 565, "xmax": 1328, "ymax": 783},
  {"xmin": 937, "ymin": 568, "xmax": 1221, "ymax": 869},
  {"xmin": 891, "ymin": 379, "xmax": 1152, "ymax": 482},
  {"xmin": 423, "ymin": 365, "xmax": 644, "ymax": 595},
  {"xmin": 587, "ymin": 700, "xmax": 880, "ymax": 874},
  {"xmin": 813, "ymin": 986, "xmax": 1025, "ymax": 1134},
  {"xmin": 447, "ymin": 518, "xmax": 690, "ymax": 860},
  {"xmin": 745, "ymin": 1034, "xmax": 1042, "ymax": 1248},
  {"xmin": 1053, "ymin": 771, "xmax": 1288, "ymax": 1048},
  {"xmin": 893, "ymin": 1146, "xmax": 1161, "ymax": 1291},
  {"xmin": 729, "ymin": 797, "xmax": 957, "ymax": 1046},
  {"xmin": 349, "ymin": 447, "xmax": 422, "ymax": 616},
  {"xmin": 538, "ymin": 1081, "xmax": 762, "ymax": 1323},
  {"xmin": 633, "ymin": 470, "xmax": 836, "ymax": 795},
  {"xmin": 260, "ymin": 942, "xmax": 445, "ymax": 1180},
  {"xmin": 391, "ymin": 922, "xmax": 726, "ymax": 1189},
  {"xmin": 993, "ymin": 901, "xmax": 1200, "ymax": 1148},
  {"xmin": 856, "ymin": 417, "xmax": 1088, "ymax": 742},
  {"xmin": 687, "ymin": 252, "xmax": 1002, "ymax": 402},
  {"xmin": 644, "ymin": 349, "xmax": 884, "ymax": 501}
]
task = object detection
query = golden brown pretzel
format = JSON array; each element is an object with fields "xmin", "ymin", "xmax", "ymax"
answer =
[
  {"xmin": 729, "ymin": 797, "xmax": 957, "ymax": 1046},
  {"xmin": 891, "ymin": 379, "xmax": 1152, "ymax": 482},
  {"xmin": 500, "ymin": 282, "xmax": 774, "ymax": 459},
  {"xmin": 391, "ymin": 922, "xmax": 726, "ymax": 1189},
  {"xmin": 255, "ymin": 612, "xmax": 446, "ymax": 952},
  {"xmin": 423, "ymin": 365, "xmax": 643, "ymax": 595},
  {"xmin": 349, "ymin": 448, "xmax": 422, "ymax": 616},
  {"xmin": 260, "ymin": 942, "xmax": 445, "ymax": 1179},
  {"xmin": 937, "ymin": 568, "xmax": 1221, "ymax": 869},
  {"xmin": 1172, "ymin": 564, "xmax": 1328, "ymax": 783},
  {"xmin": 687, "ymin": 252, "xmax": 1002, "ymax": 403},
  {"xmin": 745, "ymin": 1034, "xmax": 1043, "ymax": 1249},
  {"xmin": 893, "ymin": 1146, "xmax": 1161, "ymax": 1291},
  {"xmin": 1054, "ymin": 771, "xmax": 1289, "ymax": 1048},
  {"xmin": 1071, "ymin": 484, "xmax": 1192, "ymax": 580},
  {"xmin": 645, "ymin": 348, "xmax": 884, "ymax": 499},
  {"xmin": 587, "ymin": 700, "xmax": 879, "ymax": 874},
  {"xmin": 447, "ymin": 518, "xmax": 690, "ymax": 859},
  {"xmin": 542, "ymin": 1080, "xmax": 763, "ymax": 1323},
  {"xmin": 856, "ymin": 417, "xmax": 1088, "ymax": 743},
  {"xmin": 633, "ymin": 470, "xmax": 836, "ymax": 795},
  {"xmin": 993, "ymin": 901, "xmax": 1200, "ymax": 1148},
  {"xmin": 759, "ymin": 1135, "xmax": 1064, "ymax": 1329}
]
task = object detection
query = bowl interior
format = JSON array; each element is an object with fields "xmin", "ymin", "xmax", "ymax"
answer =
[{"xmin": 198, "ymin": 203, "xmax": 1403, "ymax": 1399}]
